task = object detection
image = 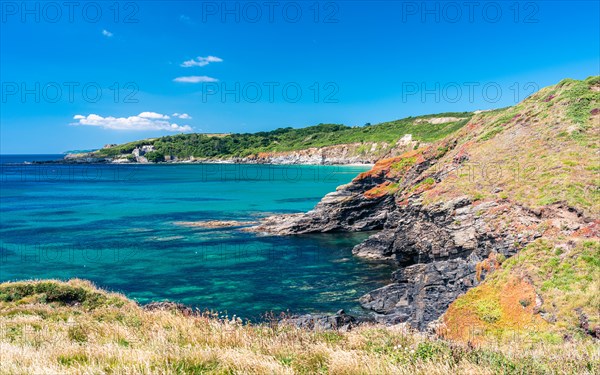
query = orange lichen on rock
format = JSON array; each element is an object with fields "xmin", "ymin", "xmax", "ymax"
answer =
[
  {"xmin": 364, "ymin": 181, "xmax": 400, "ymax": 199},
  {"xmin": 355, "ymin": 156, "xmax": 401, "ymax": 181},
  {"xmin": 256, "ymin": 152, "xmax": 273, "ymax": 159},
  {"xmin": 441, "ymin": 276, "xmax": 548, "ymax": 345},
  {"xmin": 573, "ymin": 220, "xmax": 600, "ymax": 238},
  {"xmin": 465, "ymin": 119, "xmax": 483, "ymax": 132},
  {"xmin": 475, "ymin": 252, "xmax": 501, "ymax": 282},
  {"xmin": 453, "ymin": 140, "xmax": 474, "ymax": 163},
  {"xmin": 355, "ymin": 148, "xmax": 426, "ymax": 181}
]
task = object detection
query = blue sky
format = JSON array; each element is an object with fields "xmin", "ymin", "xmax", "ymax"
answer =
[{"xmin": 1, "ymin": 1, "xmax": 599, "ymax": 153}]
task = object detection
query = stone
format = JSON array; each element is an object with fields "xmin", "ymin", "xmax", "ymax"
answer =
[{"xmin": 284, "ymin": 310, "xmax": 358, "ymax": 331}]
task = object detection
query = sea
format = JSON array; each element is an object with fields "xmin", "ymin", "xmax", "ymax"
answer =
[{"xmin": 0, "ymin": 155, "xmax": 393, "ymax": 319}]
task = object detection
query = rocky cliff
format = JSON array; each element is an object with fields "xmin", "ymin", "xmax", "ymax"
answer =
[
  {"xmin": 63, "ymin": 136, "xmax": 419, "ymax": 165},
  {"xmin": 251, "ymin": 77, "xmax": 600, "ymax": 331}
]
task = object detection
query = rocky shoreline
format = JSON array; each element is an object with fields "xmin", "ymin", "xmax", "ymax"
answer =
[
  {"xmin": 248, "ymin": 143, "xmax": 597, "ymax": 330},
  {"xmin": 58, "ymin": 135, "xmax": 419, "ymax": 166},
  {"xmin": 43, "ymin": 155, "xmax": 375, "ymax": 167},
  {"xmin": 34, "ymin": 82, "xmax": 600, "ymax": 332}
]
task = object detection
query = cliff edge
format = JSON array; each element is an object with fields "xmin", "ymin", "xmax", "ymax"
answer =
[{"xmin": 252, "ymin": 76, "xmax": 600, "ymax": 334}]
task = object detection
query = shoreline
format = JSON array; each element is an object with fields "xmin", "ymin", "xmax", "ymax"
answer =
[{"xmin": 23, "ymin": 159, "xmax": 375, "ymax": 168}]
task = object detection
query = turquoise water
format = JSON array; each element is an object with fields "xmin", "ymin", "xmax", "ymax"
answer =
[{"xmin": 0, "ymin": 155, "xmax": 393, "ymax": 319}]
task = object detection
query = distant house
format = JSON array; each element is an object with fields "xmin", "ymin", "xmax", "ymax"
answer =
[
  {"xmin": 132, "ymin": 145, "xmax": 155, "ymax": 157},
  {"xmin": 141, "ymin": 145, "xmax": 155, "ymax": 153}
]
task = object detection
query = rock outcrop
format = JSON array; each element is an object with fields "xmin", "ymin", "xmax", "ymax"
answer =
[
  {"xmin": 250, "ymin": 78, "xmax": 600, "ymax": 330},
  {"xmin": 283, "ymin": 309, "xmax": 359, "ymax": 331},
  {"xmin": 255, "ymin": 175, "xmax": 592, "ymax": 330},
  {"xmin": 354, "ymin": 199, "xmax": 591, "ymax": 329},
  {"xmin": 251, "ymin": 180, "xmax": 395, "ymax": 234}
]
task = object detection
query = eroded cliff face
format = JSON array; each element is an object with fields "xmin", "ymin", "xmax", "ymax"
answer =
[
  {"xmin": 63, "ymin": 136, "xmax": 419, "ymax": 165},
  {"xmin": 252, "ymin": 147, "xmax": 593, "ymax": 329},
  {"xmin": 251, "ymin": 77, "xmax": 600, "ymax": 330},
  {"xmin": 251, "ymin": 172, "xmax": 395, "ymax": 234},
  {"xmin": 355, "ymin": 198, "xmax": 590, "ymax": 329}
]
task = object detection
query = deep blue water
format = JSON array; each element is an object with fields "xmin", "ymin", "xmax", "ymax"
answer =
[{"xmin": 0, "ymin": 155, "xmax": 393, "ymax": 319}]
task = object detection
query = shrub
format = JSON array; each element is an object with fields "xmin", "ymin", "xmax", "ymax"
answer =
[
  {"xmin": 145, "ymin": 151, "xmax": 165, "ymax": 163},
  {"xmin": 475, "ymin": 299, "xmax": 502, "ymax": 323}
]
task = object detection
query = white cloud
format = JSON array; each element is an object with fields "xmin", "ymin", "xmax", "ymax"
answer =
[
  {"xmin": 71, "ymin": 113, "xmax": 192, "ymax": 132},
  {"xmin": 139, "ymin": 111, "xmax": 170, "ymax": 119},
  {"xmin": 102, "ymin": 29, "xmax": 113, "ymax": 37},
  {"xmin": 173, "ymin": 76, "xmax": 218, "ymax": 83},
  {"xmin": 181, "ymin": 55, "xmax": 223, "ymax": 68},
  {"xmin": 172, "ymin": 113, "xmax": 192, "ymax": 119}
]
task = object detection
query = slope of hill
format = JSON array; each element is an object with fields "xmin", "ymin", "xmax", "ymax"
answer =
[
  {"xmin": 442, "ymin": 238, "xmax": 600, "ymax": 344},
  {"xmin": 1, "ymin": 279, "xmax": 597, "ymax": 374},
  {"xmin": 66, "ymin": 113, "xmax": 472, "ymax": 164},
  {"xmin": 253, "ymin": 76, "xmax": 600, "ymax": 335}
]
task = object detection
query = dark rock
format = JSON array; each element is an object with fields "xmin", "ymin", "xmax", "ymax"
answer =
[
  {"xmin": 285, "ymin": 310, "xmax": 358, "ymax": 331},
  {"xmin": 352, "ymin": 197, "xmax": 561, "ymax": 329},
  {"xmin": 143, "ymin": 301, "xmax": 194, "ymax": 316},
  {"xmin": 250, "ymin": 178, "xmax": 396, "ymax": 235},
  {"xmin": 251, "ymin": 151, "xmax": 594, "ymax": 331}
]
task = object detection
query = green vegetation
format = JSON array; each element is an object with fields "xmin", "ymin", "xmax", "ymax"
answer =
[
  {"xmin": 390, "ymin": 156, "xmax": 417, "ymax": 172},
  {"xmin": 560, "ymin": 76, "xmax": 600, "ymax": 125},
  {"xmin": 445, "ymin": 239, "xmax": 600, "ymax": 342},
  {"xmin": 144, "ymin": 151, "xmax": 165, "ymax": 163},
  {"xmin": 93, "ymin": 113, "xmax": 472, "ymax": 160},
  {"xmin": 422, "ymin": 76, "xmax": 600, "ymax": 216},
  {"xmin": 5, "ymin": 77, "xmax": 599, "ymax": 374},
  {"xmin": 479, "ymin": 126, "xmax": 504, "ymax": 142},
  {"xmin": 1, "ymin": 279, "xmax": 598, "ymax": 374},
  {"xmin": 0, "ymin": 280, "xmax": 125, "ymax": 310}
]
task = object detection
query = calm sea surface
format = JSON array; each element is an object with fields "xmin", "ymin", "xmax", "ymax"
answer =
[{"xmin": 0, "ymin": 155, "xmax": 393, "ymax": 319}]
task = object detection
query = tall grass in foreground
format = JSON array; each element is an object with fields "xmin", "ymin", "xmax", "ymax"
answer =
[{"xmin": 0, "ymin": 280, "xmax": 598, "ymax": 374}]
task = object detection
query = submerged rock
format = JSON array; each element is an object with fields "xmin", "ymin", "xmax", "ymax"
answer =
[{"xmin": 174, "ymin": 220, "xmax": 256, "ymax": 228}]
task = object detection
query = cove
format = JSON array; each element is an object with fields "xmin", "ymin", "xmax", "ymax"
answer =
[{"xmin": 0, "ymin": 156, "xmax": 394, "ymax": 319}]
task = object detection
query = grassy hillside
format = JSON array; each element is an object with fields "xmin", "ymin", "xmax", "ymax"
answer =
[
  {"xmin": 91, "ymin": 112, "xmax": 472, "ymax": 160},
  {"xmin": 348, "ymin": 76, "xmax": 600, "ymax": 354},
  {"xmin": 423, "ymin": 76, "xmax": 600, "ymax": 215},
  {"xmin": 1, "ymin": 279, "xmax": 598, "ymax": 374},
  {"xmin": 442, "ymin": 238, "xmax": 600, "ymax": 345},
  {"xmin": 356, "ymin": 76, "xmax": 600, "ymax": 216}
]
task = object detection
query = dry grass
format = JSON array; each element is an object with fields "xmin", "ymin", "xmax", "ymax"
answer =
[
  {"xmin": 422, "ymin": 76, "xmax": 600, "ymax": 216},
  {"xmin": 0, "ymin": 279, "xmax": 598, "ymax": 374}
]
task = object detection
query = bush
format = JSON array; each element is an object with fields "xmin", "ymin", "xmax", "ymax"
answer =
[
  {"xmin": 0, "ymin": 281, "xmax": 116, "ymax": 309},
  {"xmin": 145, "ymin": 151, "xmax": 165, "ymax": 163}
]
